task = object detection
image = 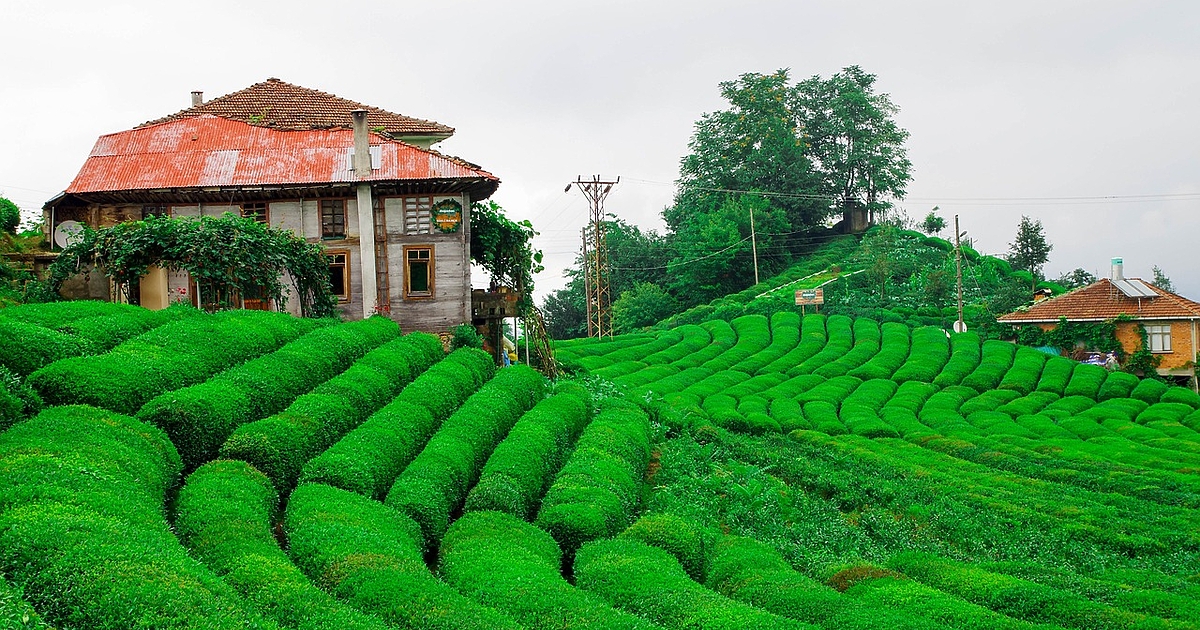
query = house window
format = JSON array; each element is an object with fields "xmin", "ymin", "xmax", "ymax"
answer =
[
  {"xmin": 142, "ymin": 205, "xmax": 169, "ymax": 220},
  {"xmin": 1146, "ymin": 324, "xmax": 1172, "ymax": 353},
  {"xmin": 327, "ymin": 251, "xmax": 350, "ymax": 303},
  {"xmin": 320, "ymin": 200, "xmax": 347, "ymax": 239},
  {"xmin": 404, "ymin": 246, "xmax": 433, "ymax": 298},
  {"xmin": 403, "ymin": 196, "xmax": 432, "ymax": 235},
  {"xmin": 241, "ymin": 202, "xmax": 268, "ymax": 224}
]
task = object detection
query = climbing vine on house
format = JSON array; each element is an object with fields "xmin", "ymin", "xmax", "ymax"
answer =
[
  {"xmin": 470, "ymin": 200, "xmax": 543, "ymax": 310},
  {"xmin": 46, "ymin": 213, "xmax": 338, "ymax": 318},
  {"xmin": 1013, "ymin": 315, "xmax": 1165, "ymax": 379}
]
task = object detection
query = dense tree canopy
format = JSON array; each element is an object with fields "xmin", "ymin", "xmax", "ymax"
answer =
[
  {"xmin": 470, "ymin": 200, "xmax": 543, "ymax": 309},
  {"xmin": 1007, "ymin": 215, "xmax": 1052, "ymax": 289}
]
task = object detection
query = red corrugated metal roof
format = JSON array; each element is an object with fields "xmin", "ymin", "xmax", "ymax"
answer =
[
  {"xmin": 66, "ymin": 116, "xmax": 497, "ymax": 193},
  {"xmin": 998, "ymin": 278, "xmax": 1200, "ymax": 323}
]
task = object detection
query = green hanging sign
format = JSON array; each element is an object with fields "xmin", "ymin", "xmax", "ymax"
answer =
[{"xmin": 433, "ymin": 199, "xmax": 463, "ymax": 233}]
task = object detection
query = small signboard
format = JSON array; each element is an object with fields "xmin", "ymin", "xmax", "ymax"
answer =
[
  {"xmin": 795, "ymin": 288, "xmax": 824, "ymax": 305},
  {"xmin": 432, "ymin": 199, "xmax": 463, "ymax": 233}
]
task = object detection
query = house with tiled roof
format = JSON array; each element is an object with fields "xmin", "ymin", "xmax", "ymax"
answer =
[
  {"xmin": 44, "ymin": 79, "xmax": 498, "ymax": 331},
  {"xmin": 999, "ymin": 259, "xmax": 1200, "ymax": 382}
]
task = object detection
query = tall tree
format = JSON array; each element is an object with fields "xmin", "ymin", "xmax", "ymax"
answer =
[
  {"xmin": 793, "ymin": 66, "xmax": 913, "ymax": 232},
  {"xmin": 1151, "ymin": 265, "xmax": 1175, "ymax": 292},
  {"xmin": 1007, "ymin": 215, "xmax": 1052, "ymax": 290},
  {"xmin": 668, "ymin": 70, "xmax": 826, "ymax": 238},
  {"xmin": 921, "ymin": 206, "xmax": 946, "ymax": 236}
]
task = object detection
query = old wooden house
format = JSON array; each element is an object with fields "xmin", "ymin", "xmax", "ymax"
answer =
[
  {"xmin": 43, "ymin": 78, "xmax": 499, "ymax": 332},
  {"xmin": 999, "ymin": 258, "xmax": 1200, "ymax": 385}
]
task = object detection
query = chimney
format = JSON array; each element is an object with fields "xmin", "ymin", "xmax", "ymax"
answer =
[
  {"xmin": 351, "ymin": 109, "xmax": 371, "ymax": 177},
  {"xmin": 191, "ymin": 91, "xmax": 203, "ymax": 107},
  {"xmin": 1111, "ymin": 257, "xmax": 1124, "ymax": 281}
]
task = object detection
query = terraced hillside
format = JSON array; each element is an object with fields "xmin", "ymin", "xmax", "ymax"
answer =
[{"xmin": 0, "ymin": 301, "xmax": 1197, "ymax": 629}]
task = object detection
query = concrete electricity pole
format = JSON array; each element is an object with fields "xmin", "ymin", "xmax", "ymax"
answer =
[{"xmin": 570, "ymin": 175, "xmax": 619, "ymax": 339}]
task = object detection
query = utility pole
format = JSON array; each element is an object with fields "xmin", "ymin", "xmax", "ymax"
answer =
[
  {"xmin": 571, "ymin": 175, "xmax": 619, "ymax": 339},
  {"xmin": 954, "ymin": 214, "xmax": 965, "ymax": 333},
  {"xmin": 749, "ymin": 204, "xmax": 759, "ymax": 285}
]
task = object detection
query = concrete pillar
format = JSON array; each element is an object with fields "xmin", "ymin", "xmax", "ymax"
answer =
[{"xmin": 352, "ymin": 110, "xmax": 377, "ymax": 318}]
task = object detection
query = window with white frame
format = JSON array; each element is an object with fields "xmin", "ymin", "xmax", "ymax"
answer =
[{"xmin": 1146, "ymin": 324, "xmax": 1172, "ymax": 353}]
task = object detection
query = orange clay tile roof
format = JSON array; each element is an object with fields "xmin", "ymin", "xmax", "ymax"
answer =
[
  {"xmin": 998, "ymin": 278, "xmax": 1200, "ymax": 323},
  {"xmin": 140, "ymin": 78, "xmax": 454, "ymax": 138}
]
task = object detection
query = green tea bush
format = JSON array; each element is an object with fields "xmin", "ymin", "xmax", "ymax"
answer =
[
  {"xmin": 967, "ymin": 411, "xmax": 1040, "ymax": 439},
  {"xmin": 1063, "ymin": 363, "xmax": 1109, "ymax": 399},
  {"xmin": 796, "ymin": 375, "xmax": 863, "ymax": 406},
  {"xmin": 1130, "ymin": 378, "xmax": 1170, "ymax": 405},
  {"xmin": 174, "ymin": 460, "xmax": 388, "ymax": 630},
  {"xmin": 931, "ymin": 331, "xmax": 982, "ymax": 387},
  {"xmin": 883, "ymin": 381, "xmax": 938, "ymax": 413},
  {"xmin": 139, "ymin": 316, "xmax": 398, "ymax": 470},
  {"xmin": 220, "ymin": 331, "xmax": 446, "ymax": 490},
  {"xmin": 995, "ymin": 391, "xmax": 1060, "ymax": 417},
  {"xmin": 0, "ymin": 320, "xmax": 88, "ymax": 376},
  {"xmin": 614, "ymin": 363, "xmax": 678, "ymax": 388},
  {"xmin": 760, "ymin": 313, "xmax": 827, "ymax": 374},
  {"xmin": 731, "ymin": 311, "xmax": 801, "ymax": 374},
  {"xmin": 682, "ymin": 370, "xmax": 751, "ymax": 400},
  {"xmin": 770, "ymin": 397, "xmax": 810, "ymax": 432},
  {"xmin": 635, "ymin": 367, "xmax": 712, "ymax": 398},
  {"xmin": 814, "ymin": 318, "xmax": 881, "ymax": 378},
  {"xmin": 28, "ymin": 310, "xmax": 317, "ymax": 415},
  {"xmin": 620, "ymin": 513, "xmax": 715, "ymax": 583},
  {"xmin": 439, "ymin": 511, "xmax": 655, "ymax": 630},
  {"xmin": 604, "ymin": 329, "xmax": 683, "ymax": 364},
  {"xmin": 1136, "ymin": 402, "xmax": 1194, "ymax": 425},
  {"xmin": 1160, "ymin": 386, "xmax": 1200, "ymax": 408},
  {"xmin": 1014, "ymin": 414, "xmax": 1079, "ymax": 439},
  {"xmin": 536, "ymin": 399, "xmax": 652, "ymax": 555},
  {"xmin": 792, "ymin": 315, "xmax": 853, "ymax": 376},
  {"xmin": 842, "ymin": 406, "xmax": 900, "ymax": 439},
  {"xmin": 1098, "ymin": 371, "xmax": 1141, "ymax": 401},
  {"xmin": 848, "ymin": 322, "xmax": 911, "ymax": 381},
  {"xmin": 846, "ymin": 576, "xmax": 1040, "ymax": 630},
  {"xmin": 674, "ymin": 320, "xmax": 737, "ymax": 369},
  {"xmin": 0, "ymin": 406, "xmax": 275, "ymax": 630},
  {"xmin": 594, "ymin": 360, "xmax": 648, "ymax": 380},
  {"xmin": 708, "ymin": 536, "xmax": 945, "ymax": 629},
  {"xmin": 879, "ymin": 407, "xmax": 934, "ymax": 438},
  {"xmin": 1035, "ymin": 356, "xmax": 1077, "ymax": 395},
  {"xmin": 997, "ymin": 346, "xmax": 1048, "ymax": 395},
  {"xmin": 285, "ymin": 483, "xmax": 520, "ymax": 630},
  {"xmin": 761, "ymin": 373, "xmax": 826, "ymax": 400},
  {"xmin": 574, "ymin": 537, "xmax": 810, "ymax": 629},
  {"xmin": 724, "ymin": 373, "xmax": 787, "ymax": 398},
  {"xmin": 959, "ymin": 389, "xmax": 1021, "ymax": 417},
  {"xmin": 960, "ymin": 340, "xmax": 1017, "ymax": 392},
  {"xmin": 892, "ymin": 326, "xmax": 951, "ymax": 383},
  {"xmin": 385, "ymin": 365, "xmax": 546, "ymax": 547},
  {"xmin": 464, "ymin": 386, "xmax": 592, "ymax": 518},
  {"xmin": 701, "ymin": 315, "xmax": 772, "ymax": 371},
  {"xmin": 843, "ymin": 379, "xmax": 898, "ymax": 412},
  {"xmin": 803, "ymin": 400, "xmax": 846, "ymax": 435},
  {"xmin": 641, "ymin": 324, "xmax": 712, "ymax": 364}
]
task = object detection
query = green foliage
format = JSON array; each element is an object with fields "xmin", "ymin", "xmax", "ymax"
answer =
[
  {"xmin": 220, "ymin": 330, "xmax": 445, "ymax": 490},
  {"xmin": 470, "ymin": 200, "xmax": 542, "ymax": 308},
  {"xmin": 46, "ymin": 213, "xmax": 337, "ymax": 317},
  {"xmin": 450, "ymin": 322, "xmax": 483, "ymax": 349},
  {"xmin": 1007, "ymin": 215, "xmax": 1052, "ymax": 285},
  {"xmin": 0, "ymin": 199, "xmax": 20, "ymax": 235},
  {"xmin": 1151, "ymin": 265, "xmax": 1174, "ymax": 292},
  {"xmin": 385, "ymin": 365, "xmax": 547, "ymax": 548},
  {"xmin": 285, "ymin": 483, "xmax": 521, "ymax": 630},
  {"xmin": 612, "ymin": 282, "xmax": 677, "ymax": 334},
  {"xmin": 920, "ymin": 208, "xmax": 946, "ymax": 236},
  {"xmin": 174, "ymin": 460, "xmax": 389, "ymax": 630},
  {"xmin": 439, "ymin": 511, "xmax": 655, "ymax": 630}
]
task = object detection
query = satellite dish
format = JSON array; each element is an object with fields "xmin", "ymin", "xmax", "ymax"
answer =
[
  {"xmin": 953, "ymin": 319, "xmax": 968, "ymax": 333},
  {"xmin": 54, "ymin": 220, "xmax": 84, "ymax": 248}
]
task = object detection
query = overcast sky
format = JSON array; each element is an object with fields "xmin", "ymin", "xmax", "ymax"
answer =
[{"xmin": 4, "ymin": 0, "xmax": 1198, "ymax": 302}]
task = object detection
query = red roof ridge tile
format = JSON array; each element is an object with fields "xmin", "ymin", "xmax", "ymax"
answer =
[
  {"xmin": 999, "ymin": 277, "xmax": 1200, "ymax": 322},
  {"xmin": 138, "ymin": 78, "xmax": 454, "ymax": 138}
]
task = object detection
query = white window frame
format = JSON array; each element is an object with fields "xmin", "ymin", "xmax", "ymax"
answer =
[{"xmin": 1146, "ymin": 324, "xmax": 1172, "ymax": 353}]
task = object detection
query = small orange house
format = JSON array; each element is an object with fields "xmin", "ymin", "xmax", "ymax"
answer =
[{"xmin": 998, "ymin": 260, "xmax": 1200, "ymax": 384}]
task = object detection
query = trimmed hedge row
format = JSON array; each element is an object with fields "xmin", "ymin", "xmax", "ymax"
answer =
[
  {"xmin": 140, "ymin": 316, "xmax": 399, "ymax": 470},
  {"xmin": 931, "ymin": 331, "xmax": 982, "ymax": 387},
  {"xmin": 796, "ymin": 375, "xmax": 862, "ymax": 406},
  {"xmin": 464, "ymin": 385, "xmax": 593, "ymax": 518},
  {"xmin": 642, "ymin": 324, "xmax": 712, "ymax": 365},
  {"xmin": 439, "ymin": 511, "xmax": 656, "ymax": 630},
  {"xmin": 995, "ymin": 391, "xmax": 1060, "ymax": 417},
  {"xmin": 888, "ymin": 551, "xmax": 1184, "ymax": 630},
  {"xmin": 28, "ymin": 310, "xmax": 319, "ymax": 415},
  {"xmin": 846, "ymin": 576, "xmax": 1043, "ymax": 630},
  {"xmin": 960, "ymin": 340, "xmax": 1017, "ymax": 393},
  {"xmin": 673, "ymin": 320, "xmax": 736, "ymax": 369},
  {"xmin": 700, "ymin": 315, "xmax": 773, "ymax": 372},
  {"xmin": 760, "ymin": 313, "xmax": 828, "ymax": 374},
  {"xmin": 1064, "ymin": 363, "xmax": 1110, "ymax": 399},
  {"xmin": 0, "ymin": 406, "xmax": 275, "ymax": 630},
  {"xmin": 385, "ymin": 364, "xmax": 547, "ymax": 547},
  {"xmin": 892, "ymin": 326, "xmax": 951, "ymax": 383},
  {"xmin": 1035, "ymin": 356, "xmax": 1077, "ymax": 395},
  {"xmin": 731, "ymin": 311, "xmax": 801, "ymax": 374},
  {"xmin": 285, "ymin": 483, "xmax": 521, "ymax": 630},
  {"xmin": 295, "ymin": 348, "xmax": 494, "ymax": 499},
  {"xmin": 574, "ymin": 537, "xmax": 812, "ymax": 629},
  {"xmin": 174, "ymin": 460, "xmax": 389, "ymax": 630},
  {"xmin": 813, "ymin": 318, "xmax": 881, "ymax": 378},
  {"xmin": 707, "ymin": 536, "xmax": 947, "ymax": 629},
  {"xmin": 791, "ymin": 315, "xmax": 853, "ymax": 376},
  {"xmin": 219, "ymin": 330, "xmax": 447, "ymax": 490},
  {"xmin": 536, "ymin": 399, "xmax": 652, "ymax": 555},
  {"xmin": 997, "ymin": 346, "xmax": 1048, "ymax": 395},
  {"xmin": 848, "ymin": 322, "xmax": 911, "ymax": 381}
]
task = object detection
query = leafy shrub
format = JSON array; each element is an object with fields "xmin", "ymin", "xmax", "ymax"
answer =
[
  {"xmin": 450, "ymin": 322, "xmax": 484, "ymax": 349},
  {"xmin": 386, "ymin": 365, "xmax": 547, "ymax": 547},
  {"xmin": 960, "ymin": 340, "xmax": 1017, "ymax": 392},
  {"xmin": 1034, "ymin": 356, "xmax": 1076, "ymax": 395},
  {"xmin": 0, "ymin": 320, "xmax": 88, "ymax": 376},
  {"xmin": 28, "ymin": 310, "xmax": 318, "ymax": 415},
  {"xmin": 1159, "ymin": 385, "xmax": 1200, "ymax": 408},
  {"xmin": 814, "ymin": 318, "xmax": 881, "ymax": 378},
  {"xmin": 0, "ymin": 406, "xmax": 274, "ymax": 629},
  {"xmin": 1130, "ymin": 378, "xmax": 1171, "ymax": 405},
  {"xmin": 791, "ymin": 314, "xmax": 853, "ymax": 376},
  {"xmin": 620, "ymin": 513, "xmax": 715, "ymax": 582},
  {"xmin": 997, "ymin": 346, "xmax": 1049, "ymax": 395},
  {"xmin": 931, "ymin": 331, "xmax": 982, "ymax": 387},
  {"xmin": 731, "ymin": 311, "xmax": 801, "ymax": 374},
  {"xmin": 848, "ymin": 322, "xmax": 911, "ymax": 381},
  {"xmin": 464, "ymin": 386, "xmax": 592, "ymax": 518},
  {"xmin": 285, "ymin": 483, "xmax": 521, "ymax": 630},
  {"xmin": 1063, "ymin": 363, "xmax": 1109, "ymax": 399},
  {"xmin": 174, "ymin": 460, "xmax": 389, "ymax": 630},
  {"xmin": 220, "ymin": 331, "xmax": 445, "ymax": 490},
  {"xmin": 760, "ymin": 313, "xmax": 828, "ymax": 374},
  {"xmin": 439, "ymin": 511, "xmax": 654, "ymax": 630},
  {"xmin": 139, "ymin": 316, "xmax": 397, "ymax": 470},
  {"xmin": 1097, "ymin": 371, "xmax": 1140, "ymax": 401},
  {"xmin": 574, "ymin": 537, "xmax": 809, "ymax": 629},
  {"xmin": 536, "ymin": 399, "xmax": 652, "ymax": 555}
]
